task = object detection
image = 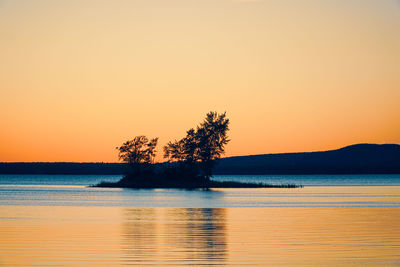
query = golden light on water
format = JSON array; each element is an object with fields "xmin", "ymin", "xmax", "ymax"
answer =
[{"xmin": 1, "ymin": 204, "xmax": 400, "ymax": 265}]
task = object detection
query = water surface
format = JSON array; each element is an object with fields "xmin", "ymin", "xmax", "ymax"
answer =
[{"xmin": 1, "ymin": 174, "xmax": 400, "ymax": 266}]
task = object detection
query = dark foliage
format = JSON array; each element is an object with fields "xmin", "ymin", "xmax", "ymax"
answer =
[
  {"xmin": 116, "ymin": 135, "xmax": 158, "ymax": 178},
  {"xmin": 164, "ymin": 111, "xmax": 230, "ymax": 181},
  {"xmin": 99, "ymin": 111, "xmax": 244, "ymax": 188}
]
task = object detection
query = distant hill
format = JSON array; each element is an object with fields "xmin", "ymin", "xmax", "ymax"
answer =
[
  {"xmin": 0, "ymin": 144, "xmax": 399, "ymax": 175},
  {"xmin": 214, "ymin": 144, "xmax": 400, "ymax": 174}
]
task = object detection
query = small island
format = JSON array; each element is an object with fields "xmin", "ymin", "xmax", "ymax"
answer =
[{"xmin": 95, "ymin": 112, "xmax": 301, "ymax": 189}]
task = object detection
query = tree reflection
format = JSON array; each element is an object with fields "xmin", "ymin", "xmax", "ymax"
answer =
[
  {"xmin": 122, "ymin": 207, "xmax": 227, "ymax": 265},
  {"xmin": 121, "ymin": 208, "xmax": 158, "ymax": 264}
]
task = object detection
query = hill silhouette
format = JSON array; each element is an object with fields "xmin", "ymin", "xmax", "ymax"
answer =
[
  {"xmin": 0, "ymin": 144, "xmax": 399, "ymax": 175},
  {"xmin": 214, "ymin": 144, "xmax": 400, "ymax": 174}
]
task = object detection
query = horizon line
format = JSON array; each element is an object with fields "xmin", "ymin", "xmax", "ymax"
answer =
[{"xmin": 1, "ymin": 143, "xmax": 398, "ymax": 164}]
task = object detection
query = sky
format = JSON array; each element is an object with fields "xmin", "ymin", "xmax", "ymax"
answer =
[{"xmin": 1, "ymin": 0, "xmax": 399, "ymax": 162}]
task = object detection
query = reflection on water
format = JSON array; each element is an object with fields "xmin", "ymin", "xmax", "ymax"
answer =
[
  {"xmin": 2, "ymin": 185, "xmax": 400, "ymax": 208},
  {"xmin": 1, "ymin": 176, "xmax": 400, "ymax": 265},
  {"xmin": 1, "ymin": 206, "xmax": 400, "ymax": 266},
  {"xmin": 122, "ymin": 209, "xmax": 158, "ymax": 264},
  {"xmin": 122, "ymin": 208, "xmax": 226, "ymax": 265},
  {"xmin": 1, "ymin": 174, "xmax": 400, "ymax": 187}
]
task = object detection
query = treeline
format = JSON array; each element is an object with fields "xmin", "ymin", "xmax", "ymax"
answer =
[
  {"xmin": 1, "ymin": 144, "xmax": 399, "ymax": 175},
  {"xmin": 0, "ymin": 162, "xmax": 126, "ymax": 175}
]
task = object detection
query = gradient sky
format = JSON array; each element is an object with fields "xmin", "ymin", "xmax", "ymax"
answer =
[{"xmin": 1, "ymin": 0, "xmax": 399, "ymax": 162}]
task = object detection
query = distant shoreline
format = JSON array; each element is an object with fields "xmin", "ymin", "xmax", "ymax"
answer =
[{"xmin": 1, "ymin": 144, "xmax": 399, "ymax": 175}]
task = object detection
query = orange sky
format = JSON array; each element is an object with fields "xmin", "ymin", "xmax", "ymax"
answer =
[{"xmin": 1, "ymin": 0, "xmax": 399, "ymax": 162}]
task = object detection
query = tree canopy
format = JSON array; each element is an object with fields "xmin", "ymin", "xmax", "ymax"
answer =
[
  {"xmin": 115, "ymin": 111, "xmax": 229, "ymax": 184},
  {"xmin": 116, "ymin": 136, "xmax": 158, "ymax": 166},
  {"xmin": 164, "ymin": 111, "xmax": 230, "ymax": 180}
]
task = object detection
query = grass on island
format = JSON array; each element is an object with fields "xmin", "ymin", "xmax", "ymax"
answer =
[{"xmin": 93, "ymin": 174, "xmax": 302, "ymax": 189}]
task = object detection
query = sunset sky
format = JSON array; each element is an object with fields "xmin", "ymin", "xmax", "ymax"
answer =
[{"xmin": 1, "ymin": 0, "xmax": 399, "ymax": 162}]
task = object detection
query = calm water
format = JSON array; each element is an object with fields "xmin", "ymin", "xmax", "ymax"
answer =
[{"xmin": 1, "ymin": 174, "xmax": 400, "ymax": 266}]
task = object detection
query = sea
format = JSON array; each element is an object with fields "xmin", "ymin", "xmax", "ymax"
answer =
[{"xmin": 1, "ymin": 174, "xmax": 400, "ymax": 266}]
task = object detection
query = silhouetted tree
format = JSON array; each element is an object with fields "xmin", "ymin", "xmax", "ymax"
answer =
[
  {"xmin": 164, "ymin": 128, "xmax": 198, "ymax": 164},
  {"xmin": 163, "ymin": 112, "xmax": 230, "ymax": 181},
  {"xmin": 182, "ymin": 128, "xmax": 199, "ymax": 166},
  {"xmin": 196, "ymin": 112, "xmax": 230, "ymax": 180},
  {"xmin": 117, "ymin": 136, "xmax": 158, "ymax": 175},
  {"xmin": 164, "ymin": 139, "xmax": 185, "ymax": 163}
]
